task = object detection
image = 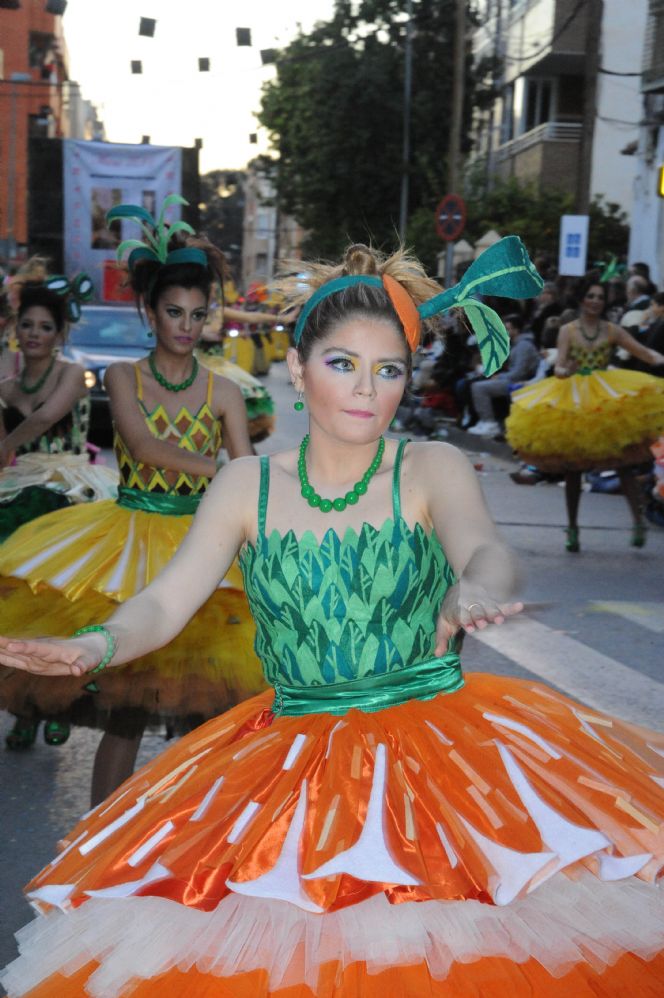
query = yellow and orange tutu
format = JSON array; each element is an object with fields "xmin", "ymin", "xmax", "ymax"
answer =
[
  {"xmin": 506, "ymin": 368, "xmax": 664, "ymax": 472},
  {"xmin": 0, "ymin": 499, "xmax": 265, "ymax": 723},
  {"xmin": 2, "ymin": 674, "xmax": 663, "ymax": 996}
]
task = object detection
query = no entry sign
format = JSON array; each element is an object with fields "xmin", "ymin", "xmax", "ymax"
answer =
[{"xmin": 435, "ymin": 193, "xmax": 466, "ymax": 242}]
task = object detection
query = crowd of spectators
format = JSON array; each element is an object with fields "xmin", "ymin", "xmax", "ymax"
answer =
[{"xmin": 394, "ymin": 257, "xmax": 662, "ymax": 443}]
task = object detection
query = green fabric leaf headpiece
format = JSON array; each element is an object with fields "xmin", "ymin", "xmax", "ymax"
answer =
[
  {"xmin": 44, "ymin": 272, "xmax": 94, "ymax": 323},
  {"xmin": 417, "ymin": 235, "xmax": 543, "ymax": 376},
  {"xmin": 106, "ymin": 194, "xmax": 207, "ymax": 271},
  {"xmin": 293, "ymin": 236, "xmax": 543, "ymax": 377}
]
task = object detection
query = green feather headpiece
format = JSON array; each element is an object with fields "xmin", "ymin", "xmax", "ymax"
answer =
[{"xmin": 106, "ymin": 194, "xmax": 207, "ymax": 272}]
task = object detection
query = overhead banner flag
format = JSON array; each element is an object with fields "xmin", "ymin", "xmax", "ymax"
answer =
[{"xmin": 63, "ymin": 140, "xmax": 182, "ymax": 300}]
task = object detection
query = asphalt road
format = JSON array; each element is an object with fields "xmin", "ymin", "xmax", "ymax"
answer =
[{"xmin": 1, "ymin": 358, "xmax": 663, "ymax": 976}]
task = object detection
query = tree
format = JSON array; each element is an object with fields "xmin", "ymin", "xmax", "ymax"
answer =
[
  {"xmin": 257, "ymin": 0, "xmax": 495, "ymax": 258},
  {"xmin": 405, "ymin": 178, "xmax": 629, "ymax": 275},
  {"xmin": 198, "ymin": 170, "xmax": 246, "ymax": 278}
]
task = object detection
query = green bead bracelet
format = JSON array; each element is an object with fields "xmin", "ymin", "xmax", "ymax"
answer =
[{"xmin": 73, "ymin": 625, "xmax": 117, "ymax": 674}]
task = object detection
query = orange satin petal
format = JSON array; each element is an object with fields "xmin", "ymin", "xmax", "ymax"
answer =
[
  {"xmin": 16, "ymin": 952, "xmax": 664, "ymax": 997},
  {"xmin": 27, "ymin": 675, "xmax": 664, "ymax": 915},
  {"xmin": 382, "ymin": 274, "xmax": 421, "ymax": 351}
]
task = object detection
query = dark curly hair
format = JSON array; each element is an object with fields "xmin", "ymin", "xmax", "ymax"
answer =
[
  {"xmin": 128, "ymin": 232, "xmax": 229, "ymax": 314},
  {"xmin": 18, "ymin": 283, "xmax": 68, "ymax": 333}
]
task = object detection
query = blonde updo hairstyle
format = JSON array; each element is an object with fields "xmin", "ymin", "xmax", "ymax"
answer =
[{"xmin": 277, "ymin": 243, "xmax": 442, "ymax": 370}]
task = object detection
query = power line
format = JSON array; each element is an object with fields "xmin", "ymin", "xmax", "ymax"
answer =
[
  {"xmin": 503, "ymin": 0, "xmax": 587, "ymax": 64},
  {"xmin": 598, "ymin": 67, "xmax": 641, "ymax": 77}
]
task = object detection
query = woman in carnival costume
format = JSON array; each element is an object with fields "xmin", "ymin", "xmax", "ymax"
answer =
[
  {"xmin": 506, "ymin": 278, "xmax": 664, "ymax": 551},
  {"xmin": 0, "ymin": 268, "xmax": 117, "ymax": 749},
  {"xmin": 1, "ymin": 237, "xmax": 663, "ymax": 997},
  {"xmin": 0, "ymin": 198, "xmax": 265, "ymax": 803}
]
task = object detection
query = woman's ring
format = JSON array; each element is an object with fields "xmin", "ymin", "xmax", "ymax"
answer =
[{"xmin": 465, "ymin": 603, "xmax": 483, "ymax": 613}]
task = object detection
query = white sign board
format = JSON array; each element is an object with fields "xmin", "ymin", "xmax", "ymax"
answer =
[
  {"xmin": 63, "ymin": 140, "xmax": 182, "ymax": 300},
  {"xmin": 558, "ymin": 214, "xmax": 589, "ymax": 277}
]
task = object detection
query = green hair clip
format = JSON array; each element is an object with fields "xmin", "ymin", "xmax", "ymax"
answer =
[
  {"xmin": 106, "ymin": 194, "xmax": 208, "ymax": 271},
  {"xmin": 44, "ymin": 272, "xmax": 94, "ymax": 323},
  {"xmin": 418, "ymin": 235, "xmax": 543, "ymax": 376}
]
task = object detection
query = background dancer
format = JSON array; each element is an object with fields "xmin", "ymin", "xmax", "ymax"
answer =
[
  {"xmin": 0, "ymin": 270, "xmax": 116, "ymax": 750},
  {"xmin": 506, "ymin": 278, "xmax": 664, "ymax": 551},
  {"xmin": 0, "ymin": 209, "xmax": 265, "ymax": 803}
]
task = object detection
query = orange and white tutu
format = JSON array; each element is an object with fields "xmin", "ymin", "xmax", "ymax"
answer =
[{"xmin": 2, "ymin": 673, "xmax": 663, "ymax": 996}]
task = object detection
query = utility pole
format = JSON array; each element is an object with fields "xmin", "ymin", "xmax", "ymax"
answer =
[
  {"xmin": 577, "ymin": 0, "xmax": 602, "ymax": 213},
  {"xmin": 445, "ymin": 0, "xmax": 466, "ymax": 284},
  {"xmin": 398, "ymin": 0, "xmax": 414, "ymax": 241}
]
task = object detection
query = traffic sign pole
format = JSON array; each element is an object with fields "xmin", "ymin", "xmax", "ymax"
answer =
[{"xmin": 435, "ymin": 193, "xmax": 466, "ymax": 286}]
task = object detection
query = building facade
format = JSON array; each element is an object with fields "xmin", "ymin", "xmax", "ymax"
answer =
[
  {"xmin": 0, "ymin": 0, "xmax": 101, "ymax": 261},
  {"xmin": 628, "ymin": 0, "xmax": 664, "ymax": 284},
  {"xmin": 472, "ymin": 0, "xmax": 647, "ymax": 216},
  {"xmin": 241, "ymin": 162, "xmax": 305, "ymax": 290}
]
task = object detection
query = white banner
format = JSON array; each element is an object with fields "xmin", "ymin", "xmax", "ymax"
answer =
[
  {"xmin": 558, "ymin": 214, "xmax": 589, "ymax": 277},
  {"xmin": 63, "ymin": 140, "xmax": 182, "ymax": 300}
]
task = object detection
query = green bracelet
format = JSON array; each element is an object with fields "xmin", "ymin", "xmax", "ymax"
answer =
[{"xmin": 73, "ymin": 625, "xmax": 117, "ymax": 674}]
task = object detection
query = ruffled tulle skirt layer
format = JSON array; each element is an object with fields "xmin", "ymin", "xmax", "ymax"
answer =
[
  {"xmin": 505, "ymin": 368, "xmax": 664, "ymax": 472},
  {"xmin": 0, "ymin": 454, "xmax": 118, "ymax": 542},
  {"xmin": 3, "ymin": 673, "xmax": 663, "ymax": 996},
  {"xmin": 0, "ymin": 499, "xmax": 265, "ymax": 722}
]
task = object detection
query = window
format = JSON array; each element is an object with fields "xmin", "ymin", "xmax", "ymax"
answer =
[
  {"xmin": 523, "ymin": 78, "xmax": 552, "ymax": 133},
  {"xmin": 557, "ymin": 76, "xmax": 584, "ymax": 119},
  {"xmin": 501, "ymin": 84, "xmax": 515, "ymax": 143},
  {"xmin": 255, "ymin": 253, "xmax": 268, "ymax": 276}
]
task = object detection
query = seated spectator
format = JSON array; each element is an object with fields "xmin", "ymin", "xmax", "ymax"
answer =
[
  {"xmin": 529, "ymin": 282, "xmax": 561, "ymax": 347},
  {"xmin": 468, "ymin": 314, "xmax": 539, "ymax": 437},
  {"xmin": 636, "ymin": 292, "xmax": 664, "ymax": 377},
  {"xmin": 606, "ymin": 279, "xmax": 627, "ymax": 324}
]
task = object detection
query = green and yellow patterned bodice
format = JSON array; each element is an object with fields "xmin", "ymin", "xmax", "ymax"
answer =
[
  {"xmin": 240, "ymin": 441, "xmax": 463, "ymax": 716},
  {"xmin": 114, "ymin": 367, "xmax": 221, "ymax": 498},
  {"xmin": 569, "ymin": 332, "xmax": 613, "ymax": 373},
  {"xmin": 4, "ymin": 396, "xmax": 90, "ymax": 456}
]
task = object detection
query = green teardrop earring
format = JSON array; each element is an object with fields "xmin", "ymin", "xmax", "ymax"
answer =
[{"xmin": 294, "ymin": 391, "xmax": 304, "ymax": 412}]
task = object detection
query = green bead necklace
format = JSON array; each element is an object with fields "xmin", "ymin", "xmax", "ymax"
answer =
[
  {"xmin": 19, "ymin": 356, "xmax": 56, "ymax": 394},
  {"xmin": 148, "ymin": 350, "xmax": 199, "ymax": 392},
  {"xmin": 298, "ymin": 434, "xmax": 385, "ymax": 513}
]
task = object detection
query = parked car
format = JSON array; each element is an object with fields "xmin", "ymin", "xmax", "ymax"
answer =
[{"xmin": 63, "ymin": 306, "xmax": 152, "ymax": 440}]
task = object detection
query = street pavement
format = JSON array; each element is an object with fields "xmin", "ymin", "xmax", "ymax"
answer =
[{"xmin": 1, "ymin": 357, "xmax": 663, "ymax": 975}]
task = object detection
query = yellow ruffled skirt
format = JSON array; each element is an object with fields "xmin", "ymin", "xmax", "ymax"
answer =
[
  {"xmin": 0, "ymin": 498, "xmax": 266, "ymax": 723},
  {"xmin": 506, "ymin": 368, "xmax": 664, "ymax": 472}
]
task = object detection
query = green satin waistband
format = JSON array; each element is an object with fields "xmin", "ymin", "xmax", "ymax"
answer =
[
  {"xmin": 116, "ymin": 486, "xmax": 201, "ymax": 516},
  {"xmin": 271, "ymin": 652, "xmax": 464, "ymax": 717},
  {"xmin": 577, "ymin": 366, "xmax": 596, "ymax": 376}
]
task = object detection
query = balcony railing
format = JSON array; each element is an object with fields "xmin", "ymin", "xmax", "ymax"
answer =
[{"xmin": 496, "ymin": 120, "xmax": 582, "ymax": 161}]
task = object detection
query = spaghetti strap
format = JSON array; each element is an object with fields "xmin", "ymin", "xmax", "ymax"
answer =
[
  {"xmin": 392, "ymin": 438, "xmax": 408, "ymax": 521},
  {"xmin": 206, "ymin": 370, "xmax": 214, "ymax": 407},
  {"xmin": 257, "ymin": 456, "xmax": 270, "ymax": 538},
  {"xmin": 134, "ymin": 364, "xmax": 144, "ymax": 401}
]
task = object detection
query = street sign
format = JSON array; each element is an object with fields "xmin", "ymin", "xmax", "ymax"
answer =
[
  {"xmin": 558, "ymin": 214, "xmax": 589, "ymax": 277},
  {"xmin": 435, "ymin": 193, "xmax": 466, "ymax": 242}
]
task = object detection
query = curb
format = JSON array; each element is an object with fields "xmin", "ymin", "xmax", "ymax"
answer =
[{"xmin": 431, "ymin": 422, "xmax": 517, "ymax": 463}]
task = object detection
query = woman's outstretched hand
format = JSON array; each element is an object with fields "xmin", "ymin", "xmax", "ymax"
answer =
[
  {"xmin": 434, "ymin": 582, "xmax": 523, "ymax": 655},
  {"xmin": 0, "ymin": 633, "xmax": 106, "ymax": 677}
]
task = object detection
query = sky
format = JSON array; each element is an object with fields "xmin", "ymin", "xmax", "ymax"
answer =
[{"xmin": 62, "ymin": 0, "xmax": 336, "ymax": 172}]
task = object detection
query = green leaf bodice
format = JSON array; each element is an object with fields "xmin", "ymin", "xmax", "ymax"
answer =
[{"xmin": 239, "ymin": 442, "xmax": 456, "ymax": 692}]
